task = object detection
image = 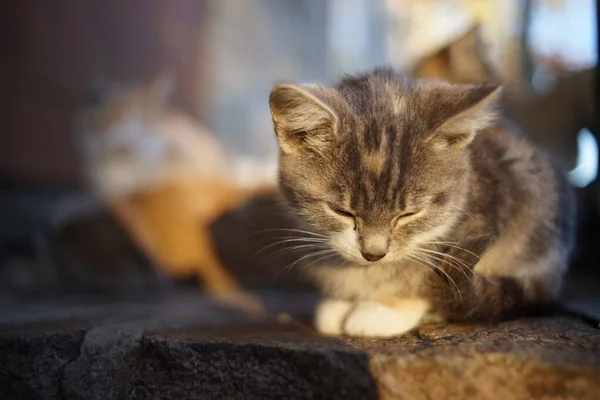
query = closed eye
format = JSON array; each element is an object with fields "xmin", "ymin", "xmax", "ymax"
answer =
[
  {"xmin": 328, "ymin": 205, "xmax": 355, "ymax": 218},
  {"xmin": 393, "ymin": 210, "xmax": 420, "ymax": 225}
]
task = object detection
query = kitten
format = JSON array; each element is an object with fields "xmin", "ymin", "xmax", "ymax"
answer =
[{"xmin": 269, "ymin": 68, "xmax": 575, "ymax": 337}]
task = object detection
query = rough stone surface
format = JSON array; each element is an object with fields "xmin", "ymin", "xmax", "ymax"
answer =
[
  {"xmin": 0, "ymin": 293, "xmax": 599, "ymax": 400},
  {"xmin": 0, "ymin": 322, "xmax": 86, "ymax": 400}
]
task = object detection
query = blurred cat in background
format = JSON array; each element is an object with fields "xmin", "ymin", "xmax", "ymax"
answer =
[
  {"xmin": 77, "ymin": 74, "xmax": 229, "ymax": 198},
  {"xmin": 74, "ymin": 74, "xmax": 275, "ymax": 311}
]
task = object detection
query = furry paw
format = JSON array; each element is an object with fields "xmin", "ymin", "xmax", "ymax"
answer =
[
  {"xmin": 314, "ymin": 298, "xmax": 353, "ymax": 335},
  {"xmin": 343, "ymin": 299, "xmax": 428, "ymax": 338}
]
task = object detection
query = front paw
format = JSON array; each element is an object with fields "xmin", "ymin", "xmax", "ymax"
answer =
[
  {"xmin": 343, "ymin": 299, "xmax": 428, "ymax": 338},
  {"xmin": 314, "ymin": 298, "xmax": 353, "ymax": 335}
]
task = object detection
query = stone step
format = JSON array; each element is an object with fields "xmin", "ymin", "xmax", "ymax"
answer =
[{"xmin": 1, "ymin": 292, "xmax": 599, "ymax": 400}]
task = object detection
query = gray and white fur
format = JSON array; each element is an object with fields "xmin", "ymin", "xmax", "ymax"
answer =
[{"xmin": 268, "ymin": 68, "xmax": 575, "ymax": 337}]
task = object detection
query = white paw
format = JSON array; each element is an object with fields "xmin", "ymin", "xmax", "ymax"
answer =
[
  {"xmin": 314, "ymin": 298, "xmax": 353, "ymax": 335},
  {"xmin": 343, "ymin": 300, "xmax": 428, "ymax": 338}
]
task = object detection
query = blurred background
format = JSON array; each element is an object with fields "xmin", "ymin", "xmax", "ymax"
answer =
[{"xmin": 0, "ymin": 0, "xmax": 597, "ymax": 302}]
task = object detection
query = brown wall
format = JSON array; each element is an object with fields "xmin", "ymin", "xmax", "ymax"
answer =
[{"xmin": 0, "ymin": 0, "xmax": 207, "ymax": 187}]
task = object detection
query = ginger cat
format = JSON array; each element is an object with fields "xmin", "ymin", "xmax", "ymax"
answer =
[{"xmin": 76, "ymin": 74, "xmax": 273, "ymax": 312}]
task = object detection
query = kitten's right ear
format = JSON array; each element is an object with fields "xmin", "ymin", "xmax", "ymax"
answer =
[
  {"xmin": 432, "ymin": 83, "xmax": 502, "ymax": 148},
  {"xmin": 269, "ymin": 83, "xmax": 338, "ymax": 154}
]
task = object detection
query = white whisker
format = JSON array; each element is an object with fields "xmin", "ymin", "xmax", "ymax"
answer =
[
  {"xmin": 425, "ymin": 241, "xmax": 482, "ymax": 261},
  {"xmin": 267, "ymin": 243, "xmax": 328, "ymax": 259},
  {"xmin": 251, "ymin": 238, "xmax": 328, "ymax": 261},
  {"xmin": 405, "ymin": 254, "xmax": 444, "ymax": 286},
  {"xmin": 284, "ymin": 249, "xmax": 337, "ymax": 272},
  {"xmin": 415, "ymin": 248, "xmax": 473, "ymax": 281},
  {"xmin": 424, "ymin": 241, "xmax": 490, "ymax": 274},
  {"xmin": 447, "ymin": 205, "xmax": 476, "ymax": 220},
  {"xmin": 407, "ymin": 253, "xmax": 462, "ymax": 302},
  {"xmin": 408, "ymin": 252, "xmax": 462, "ymax": 299},
  {"xmin": 243, "ymin": 228, "xmax": 327, "ymax": 241},
  {"xmin": 269, "ymin": 249, "xmax": 336, "ymax": 286},
  {"xmin": 302, "ymin": 252, "xmax": 340, "ymax": 270}
]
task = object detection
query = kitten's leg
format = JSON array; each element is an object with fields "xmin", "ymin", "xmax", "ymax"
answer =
[
  {"xmin": 314, "ymin": 298, "xmax": 353, "ymax": 335},
  {"xmin": 427, "ymin": 236, "xmax": 499, "ymax": 321},
  {"xmin": 343, "ymin": 298, "xmax": 429, "ymax": 338},
  {"xmin": 427, "ymin": 236, "xmax": 559, "ymax": 322}
]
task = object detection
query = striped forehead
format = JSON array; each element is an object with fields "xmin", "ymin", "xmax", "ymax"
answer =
[
  {"xmin": 339, "ymin": 119, "xmax": 414, "ymax": 212},
  {"xmin": 330, "ymin": 71, "xmax": 425, "ymax": 213}
]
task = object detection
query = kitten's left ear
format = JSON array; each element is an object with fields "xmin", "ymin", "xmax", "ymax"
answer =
[
  {"xmin": 433, "ymin": 83, "xmax": 502, "ymax": 148},
  {"xmin": 269, "ymin": 83, "xmax": 338, "ymax": 154}
]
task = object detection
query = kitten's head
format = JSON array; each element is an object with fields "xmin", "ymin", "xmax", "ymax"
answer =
[{"xmin": 269, "ymin": 69, "xmax": 500, "ymax": 264}]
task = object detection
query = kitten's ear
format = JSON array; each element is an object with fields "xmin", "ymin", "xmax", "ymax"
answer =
[
  {"xmin": 433, "ymin": 84, "xmax": 501, "ymax": 148},
  {"xmin": 269, "ymin": 83, "xmax": 338, "ymax": 154}
]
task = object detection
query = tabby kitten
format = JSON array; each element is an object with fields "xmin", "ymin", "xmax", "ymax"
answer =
[{"xmin": 269, "ymin": 68, "xmax": 575, "ymax": 337}]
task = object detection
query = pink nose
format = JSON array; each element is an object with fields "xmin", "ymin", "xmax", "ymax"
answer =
[{"xmin": 361, "ymin": 251, "xmax": 385, "ymax": 262}]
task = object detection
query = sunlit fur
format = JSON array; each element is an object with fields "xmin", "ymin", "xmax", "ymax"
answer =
[{"xmin": 269, "ymin": 69, "xmax": 575, "ymax": 337}]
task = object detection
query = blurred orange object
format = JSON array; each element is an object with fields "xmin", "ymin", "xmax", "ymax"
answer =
[
  {"xmin": 76, "ymin": 73, "xmax": 276, "ymax": 314},
  {"xmin": 116, "ymin": 180, "xmax": 273, "ymax": 285},
  {"xmin": 110, "ymin": 181, "xmax": 273, "ymax": 314}
]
